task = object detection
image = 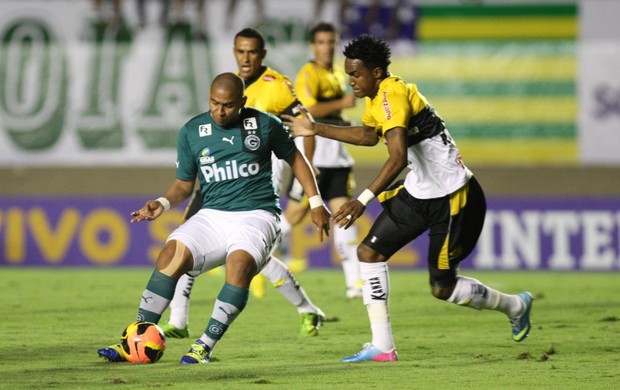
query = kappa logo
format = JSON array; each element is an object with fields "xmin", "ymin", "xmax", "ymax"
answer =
[
  {"xmin": 243, "ymin": 117, "xmax": 258, "ymax": 130},
  {"xmin": 199, "ymin": 124, "xmax": 212, "ymax": 137},
  {"xmin": 368, "ymin": 277, "xmax": 387, "ymax": 301},
  {"xmin": 222, "ymin": 136, "xmax": 234, "ymax": 145}
]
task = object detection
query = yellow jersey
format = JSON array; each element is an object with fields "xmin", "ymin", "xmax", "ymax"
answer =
[
  {"xmin": 243, "ymin": 66, "xmax": 301, "ymax": 117},
  {"xmin": 294, "ymin": 61, "xmax": 354, "ymax": 168},
  {"xmin": 295, "ymin": 61, "xmax": 347, "ymax": 120},
  {"xmin": 363, "ymin": 75, "xmax": 472, "ymax": 199}
]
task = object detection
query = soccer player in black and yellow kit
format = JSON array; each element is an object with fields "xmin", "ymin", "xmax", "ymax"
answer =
[
  {"xmin": 284, "ymin": 34, "xmax": 534, "ymax": 362},
  {"xmin": 161, "ymin": 28, "xmax": 327, "ymax": 340}
]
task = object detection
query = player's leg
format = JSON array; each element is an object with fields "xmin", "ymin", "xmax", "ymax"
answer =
[
  {"xmin": 279, "ymin": 175, "xmax": 309, "ymax": 272},
  {"xmin": 323, "ymin": 168, "xmax": 362, "ymax": 297},
  {"xmin": 281, "ymin": 198, "xmax": 308, "ymax": 254},
  {"xmin": 329, "ymin": 196, "xmax": 362, "ymax": 298},
  {"xmin": 98, "ymin": 239, "xmax": 195, "ymax": 362},
  {"xmin": 161, "ymin": 188, "xmax": 201, "ymax": 337},
  {"xmin": 341, "ymin": 211, "xmax": 411, "ymax": 363},
  {"xmin": 99, "ymin": 209, "xmax": 228, "ymax": 363},
  {"xmin": 283, "ymin": 195, "xmax": 308, "ymax": 226},
  {"xmin": 161, "ymin": 273, "xmax": 193, "ymax": 338},
  {"xmin": 430, "ymin": 178, "xmax": 534, "ymax": 341},
  {"xmin": 181, "ymin": 250, "xmax": 255, "ymax": 364},
  {"xmin": 260, "ymin": 256, "xmax": 325, "ymax": 337},
  {"xmin": 181, "ymin": 210, "xmax": 279, "ymax": 364}
]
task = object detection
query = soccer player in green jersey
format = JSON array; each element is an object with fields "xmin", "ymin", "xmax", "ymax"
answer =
[
  {"xmin": 98, "ymin": 72, "xmax": 331, "ymax": 364},
  {"xmin": 284, "ymin": 34, "xmax": 533, "ymax": 363},
  {"xmin": 160, "ymin": 28, "xmax": 329, "ymax": 341}
]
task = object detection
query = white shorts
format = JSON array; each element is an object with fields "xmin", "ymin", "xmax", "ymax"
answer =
[{"xmin": 167, "ymin": 208, "xmax": 280, "ymax": 277}]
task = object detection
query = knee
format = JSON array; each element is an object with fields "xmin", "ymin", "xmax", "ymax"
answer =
[
  {"xmin": 357, "ymin": 244, "xmax": 385, "ymax": 263},
  {"xmin": 429, "ymin": 269, "xmax": 458, "ymax": 300},
  {"xmin": 225, "ymin": 251, "xmax": 258, "ymax": 287},
  {"xmin": 430, "ymin": 284, "xmax": 455, "ymax": 301},
  {"xmin": 227, "ymin": 259, "xmax": 256, "ymax": 279},
  {"xmin": 155, "ymin": 241, "xmax": 193, "ymax": 278},
  {"xmin": 155, "ymin": 242, "xmax": 175, "ymax": 270}
]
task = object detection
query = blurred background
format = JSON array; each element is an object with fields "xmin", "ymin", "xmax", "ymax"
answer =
[{"xmin": 1, "ymin": 0, "xmax": 618, "ymax": 270}]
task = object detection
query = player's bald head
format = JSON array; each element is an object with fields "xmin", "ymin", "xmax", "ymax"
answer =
[
  {"xmin": 209, "ymin": 73, "xmax": 247, "ymax": 127},
  {"xmin": 211, "ymin": 72, "xmax": 245, "ymax": 100}
]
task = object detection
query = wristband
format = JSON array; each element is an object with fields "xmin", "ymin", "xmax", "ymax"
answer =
[
  {"xmin": 156, "ymin": 197, "xmax": 171, "ymax": 211},
  {"xmin": 308, "ymin": 195, "xmax": 323, "ymax": 209},
  {"xmin": 357, "ymin": 189, "xmax": 375, "ymax": 206}
]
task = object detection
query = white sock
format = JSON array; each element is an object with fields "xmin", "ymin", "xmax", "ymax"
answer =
[
  {"xmin": 261, "ymin": 257, "xmax": 319, "ymax": 314},
  {"xmin": 448, "ymin": 276, "xmax": 522, "ymax": 317},
  {"xmin": 334, "ymin": 224, "xmax": 362, "ymax": 290},
  {"xmin": 167, "ymin": 273, "xmax": 194, "ymax": 328},
  {"xmin": 360, "ymin": 262, "xmax": 394, "ymax": 352}
]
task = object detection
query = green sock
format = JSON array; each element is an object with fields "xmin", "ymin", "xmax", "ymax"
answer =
[
  {"xmin": 200, "ymin": 283, "xmax": 249, "ymax": 349},
  {"xmin": 137, "ymin": 270, "xmax": 176, "ymax": 323}
]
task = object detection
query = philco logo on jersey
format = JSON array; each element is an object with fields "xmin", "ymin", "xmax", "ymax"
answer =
[
  {"xmin": 263, "ymin": 75, "xmax": 275, "ymax": 82},
  {"xmin": 201, "ymin": 160, "xmax": 260, "ymax": 182},
  {"xmin": 199, "ymin": 124, "xmax": 212, "ymax": 137},
  {"xmin": 199, "ymin": 147, "xmax": 214, "ymax": 164},
  {"xmin": 382, "ymin": 91, "xmax": 392, "ymax": 120}
]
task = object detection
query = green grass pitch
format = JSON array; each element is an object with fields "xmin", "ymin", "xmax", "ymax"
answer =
[{"xmin": 2, "ymin": 268, "xmax": 619, "ymax": 389}]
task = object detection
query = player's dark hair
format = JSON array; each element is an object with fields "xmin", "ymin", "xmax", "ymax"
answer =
[
  {"xmin": 309, "ymin": 22, "xmax": 337, "ymax": 43},
  {"xmin": 235, "ymin": 27, "xmax": 266, "ymax": 50},
  {"xmin": 343, "ymin": 34, "xmax": 391, "ymax": 74}
]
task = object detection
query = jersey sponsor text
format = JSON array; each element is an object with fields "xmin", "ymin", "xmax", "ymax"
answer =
[{"xmin": 201, "ymin": 160, "xmax": 260, "ymax": 182}]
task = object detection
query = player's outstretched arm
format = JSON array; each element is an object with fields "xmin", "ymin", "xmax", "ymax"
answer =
[
  {"xmin": 130, "ymin": 179, "xmax": 195, "ymax": 223},
  {"xmin": 282, "ymin": 106, "xmax": 379, "ymax": 146}
]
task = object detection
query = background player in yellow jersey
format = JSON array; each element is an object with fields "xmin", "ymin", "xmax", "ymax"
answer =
[
  {"xmin": 284, "ymin": 34, "xmax": 534, "ymax": 362},
  {"xmin": 161, "ymin": 28, "xmax": 327, "ymax": 340},
  {"xmin": 282, "ymin": 22, "xmax": 363, "ymax": 298}
]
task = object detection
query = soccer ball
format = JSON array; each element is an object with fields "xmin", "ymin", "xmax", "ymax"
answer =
[{"xmin": 120, "ymin": 321, "xmax": 166, "ymax": 363}]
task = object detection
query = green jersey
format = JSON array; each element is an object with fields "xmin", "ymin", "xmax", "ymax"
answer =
[{"xmin": 176, "ymin": 107, "xmax": 296, "ymax": 215}]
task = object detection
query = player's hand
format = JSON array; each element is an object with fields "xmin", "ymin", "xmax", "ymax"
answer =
[
  {"xmin": 310, "ymin": 204, "xmax": 331, "ymax": 241},
  {"xmin": 281, "ymin": 105, "xmax": 316, "ymax": 138},
  {"xmin": 332, "ymin": 199, "xmax": 365, "ymax": 229},
  {"xmin": 130, "ymin": 200, "xmax": 165, "ymax": 223}
]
